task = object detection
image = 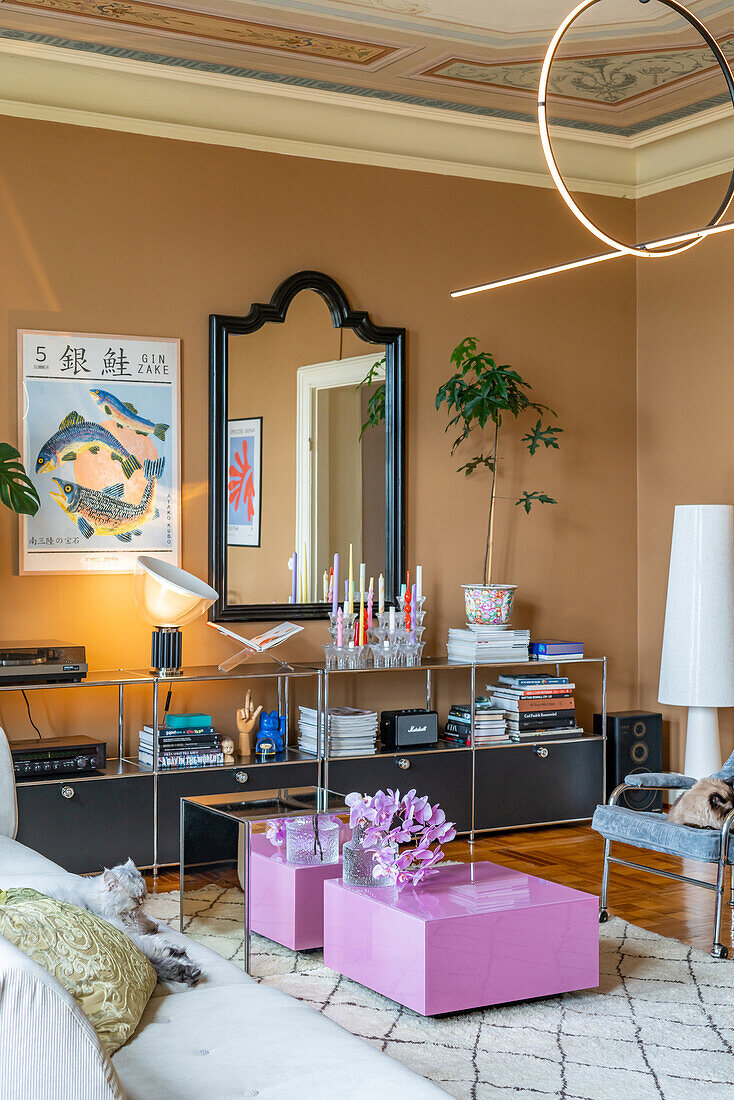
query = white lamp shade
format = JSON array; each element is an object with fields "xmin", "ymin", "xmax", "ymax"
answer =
[
  {"xmin": 133, "ymin": 556, "xmax": 218, "ymax": 627},
  {"xmin": 658, "ymin": 505, "xmax": 734, "ymax": 707}
]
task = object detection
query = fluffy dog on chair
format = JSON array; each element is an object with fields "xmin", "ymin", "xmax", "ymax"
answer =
[{"xmin": 668, "ymin": 778, "xmax": 734, "ymax": 828}]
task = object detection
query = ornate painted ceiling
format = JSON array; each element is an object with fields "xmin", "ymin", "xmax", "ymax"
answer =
[{"xmin": 0, "ymin": 0, "xmax": 732, "ymax": 137}]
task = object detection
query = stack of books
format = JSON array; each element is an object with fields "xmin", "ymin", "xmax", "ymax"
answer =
[
  {"xmin": 447, "ymin": 625, "xmax": 530, "ymax": 663},
  {"xmin": 530, "ymin": 640, "xmax": 584, "ymax": 661},
  {"xmin": 487, "ymin": 675, "xmax": 582, "ymax": 742},
  {"xmin": 443, "ymin": 700, "xmax": 509, "ymax": 746},
  {"xmin": 138, "ymin": 721, "xmax": 224, "ymax": 769},
  {"xmin": 298, "ymin": 706, "xmax": 378, "ymax": 758}
]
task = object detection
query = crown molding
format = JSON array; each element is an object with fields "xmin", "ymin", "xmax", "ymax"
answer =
[{"xmin": 0, "ymin": 35, "xmax": 728, "ymax": 201}]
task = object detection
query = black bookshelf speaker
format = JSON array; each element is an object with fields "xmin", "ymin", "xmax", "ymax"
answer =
[{"xmin": 593, "ymin": 711, "xmax": 663, "ymax": 812}]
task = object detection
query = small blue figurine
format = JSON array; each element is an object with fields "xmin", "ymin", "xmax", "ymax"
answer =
[{"xmin": 255, "ymin": 710, "xmax": 286, "ymax": 756}]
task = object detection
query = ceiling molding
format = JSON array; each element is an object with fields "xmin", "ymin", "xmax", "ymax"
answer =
[{"xmin": 0, "ymin": 34, "xmax": 729, "ymax": 200}]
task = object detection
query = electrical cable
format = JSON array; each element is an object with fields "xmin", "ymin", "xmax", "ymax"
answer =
[{"xmin": 21, "ymin": 689, "xmax": 43, "ymax": 740}]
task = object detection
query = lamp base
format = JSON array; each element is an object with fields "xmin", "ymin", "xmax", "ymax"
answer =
[
  {"xmin": 150, "ymin": 626, "xmax": 183, "ymax": 677},
  {"xmin": 684, "ymin": 706, "xmax": 722, "ymax": 779}
]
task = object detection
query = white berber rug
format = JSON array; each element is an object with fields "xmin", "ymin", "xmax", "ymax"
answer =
[{"xmin": 147, "ymin": 886, "xmax": 734, "ymax": 1099}]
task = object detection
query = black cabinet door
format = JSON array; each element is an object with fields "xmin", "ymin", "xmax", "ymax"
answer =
[
  {"xmin": 327, "ymin": 750, "xmax": 472, "ymax": 834},
  {"xmin": 156, "ymin": 760, "xmax": 318, "ymax": 865},
  {"xmin": 16, "ymin": 775, "xmax": 155, "ymax": 873},
  {"xmin": 474, "ymin": 738, "xmax": 604, "ymax": 831}
]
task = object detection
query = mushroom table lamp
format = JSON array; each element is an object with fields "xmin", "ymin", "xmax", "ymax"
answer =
[{"xmin": 133, "ymin": 555, "xmax": 218, "ymax": 676}]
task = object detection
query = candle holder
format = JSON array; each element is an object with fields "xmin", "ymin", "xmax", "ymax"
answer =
[
  {"xmin": 401, "ymin": 640, "xmax": 425, "ymax": 667},
  {"xmin": 397, "ymin": 594, "xmax": 427, "ymax": 614},
  {"xmin": 323, "ymin": 643, "xmax": 359, "ymax": 670},
  {"xmin": 329, "ymin": 612, "xmax": 356, "ymax": 644}
]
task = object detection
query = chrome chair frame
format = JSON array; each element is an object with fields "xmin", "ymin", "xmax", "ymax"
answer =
[{"xmin": 599, "ymin": 782, "xmax": 734, "ymax": 959}]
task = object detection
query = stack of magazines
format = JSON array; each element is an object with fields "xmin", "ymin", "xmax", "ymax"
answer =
[
  {"xmin": 298, "ymin": 706, "xmax": 378, "ymax": 758},
  {"xmin": 138, "ymin": 722, "xmax": 223, "ymax": 769},
  {"xmin": 448, "ymin": 624, "xmax": 530, "ymax": 663}
]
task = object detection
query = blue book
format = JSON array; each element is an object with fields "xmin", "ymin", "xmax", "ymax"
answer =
[{"xmin": 529, "ymin": 641, "xmax": 584, "ymax": 656}]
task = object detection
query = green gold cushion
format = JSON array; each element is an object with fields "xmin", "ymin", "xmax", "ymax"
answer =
[{"xmin": 0, "ymin": 887, "xmax": 156, "ymax": 1054}]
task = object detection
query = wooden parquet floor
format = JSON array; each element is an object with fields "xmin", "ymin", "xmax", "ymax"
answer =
[{"xmin": 147, "ymin": 822, "xmax": 734, "ymax": 955}]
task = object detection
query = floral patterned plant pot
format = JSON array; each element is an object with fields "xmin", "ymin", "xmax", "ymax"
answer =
[{"xmin": 462, "ymin": 584, "xmax": 517, "ymax": 625}]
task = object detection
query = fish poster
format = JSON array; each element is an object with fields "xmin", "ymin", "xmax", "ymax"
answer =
[
  {"xmin": 18, "ymin": 331, "xmax": 180, "ymax": 574},
  {"xmin": 227, "ymin": 417, "xmax": 262, "ymax": 547}
]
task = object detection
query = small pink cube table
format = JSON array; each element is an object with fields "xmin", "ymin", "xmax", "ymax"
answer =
[
  {"xmin": 249, "ymin": 833, "xmax": 344, "ymax": 950},
  {"xmin": 323, "ymin": 860, "xmax": 599, "ymax": 1015}
]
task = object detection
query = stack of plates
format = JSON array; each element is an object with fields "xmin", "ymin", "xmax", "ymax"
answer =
[{"xmin": 298, "ymin": 706, "xmax": 379, "ymax": 758}]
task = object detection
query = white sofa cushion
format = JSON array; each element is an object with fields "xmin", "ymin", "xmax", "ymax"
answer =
[
  {"xmin": 0, "ymin": 729, "xmax": 16, "ymax": 840},
  {"xmin": 0, "ymin": 835, "xmax": 63, "ymax": 877},
  {"xmin": 113, "ymin": 979, "xmax": 447, "ymax": 1099},
  {"xmin": 0, "ymin": 933, "xmax": 125, "ymax": 1100}
]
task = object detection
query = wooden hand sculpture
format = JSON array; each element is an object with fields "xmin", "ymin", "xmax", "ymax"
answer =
[{"xmin": 236, "ymin": 689, "xmax": 263, "ymax": 757}]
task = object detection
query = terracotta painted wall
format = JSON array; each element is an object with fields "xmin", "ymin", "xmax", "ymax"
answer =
[
  {"xmin": 0, "ymin": 116, "xmax": 639, "ymax": 751},
  {"xmin": 637, "ymin": 174, "xmax": 734, "ymax": 768}
]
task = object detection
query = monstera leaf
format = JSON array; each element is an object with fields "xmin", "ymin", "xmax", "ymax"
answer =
[{"xmin": 0, "ymin": 443, "xmax": 40, "ymax": 516}]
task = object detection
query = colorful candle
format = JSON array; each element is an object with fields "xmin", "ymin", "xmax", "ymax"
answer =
[
  {"xmin": 332, "ymin": 552, "xmax": 339, "ymax": 616},
  {"xmin": 378, "ymin": 573, "xmax": 385, "ymax": 615},
  {"xmin": 336, "ymin": 607, "xmax": 343, "ymax": 647},
  {"xmin": 367, "ymin": 577, "xmax": 374, "ymax": 629},
  {"xmin": 359, "ymin": 563, "xmax": 366, "ymax": 644},
  {"xmin": 291, "ymin": 551, "xmax": 298, "ymax": 604},
  {"xmin": 348, "ymin": 544, "xmax": 354, "ymax": 614},
  {"xmin": 389, "ymin": 605, "xmax": 396, "ymax": 634},
  {"xmin": 322, "ymin": 570, "xmax": 328, "ymax": 602},
  {"xmin": 416, "ymin": 565, "xmax": 423, "ymax": 602},
  {"xmin": 411, "ymin": 582, "xmax": 417, "ymax": 640},
  {"xmin": 405, "ymin": 586, "xmax": 412, "ymax": 633},
  {"xmin": 328, "ymin": 567, "xmax": 333, "ymax": 604}
]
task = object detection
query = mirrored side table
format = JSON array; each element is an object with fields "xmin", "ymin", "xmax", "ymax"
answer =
[{"xmin": 180, "ymin": 786, "xmax": 348, "ymax": 972}]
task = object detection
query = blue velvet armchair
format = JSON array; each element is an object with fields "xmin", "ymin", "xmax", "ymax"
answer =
[{"xmin": 592, "ymin": 749, "xmax": 734, "ymax": 958}]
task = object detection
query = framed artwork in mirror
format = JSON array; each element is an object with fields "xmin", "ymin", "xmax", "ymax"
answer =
[
  {"xmin": 209, "ymin": 271, "xmax": 405, "ymax": 622},
  {"xmin": 227, "ymin": 416, "xmax": 262, "ymax": 548}
]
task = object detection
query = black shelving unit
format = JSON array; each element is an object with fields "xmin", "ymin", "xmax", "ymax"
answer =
[{"xmin": 10, "ymin": 656, "xmax": 606, "ymax": 873}]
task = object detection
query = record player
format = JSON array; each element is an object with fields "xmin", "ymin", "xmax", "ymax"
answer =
[{"xmin": 0, "ymin": 645, "xmax": 87, "ymax": 685}]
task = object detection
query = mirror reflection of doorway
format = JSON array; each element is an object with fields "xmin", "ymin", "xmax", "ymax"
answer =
[{"xmin": 296, "ymin": 354, "xmax": 386, "ymax": 603}]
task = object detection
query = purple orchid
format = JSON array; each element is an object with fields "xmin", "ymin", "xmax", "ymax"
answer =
[
  {"xmin": 265, "ymin": 820, "xmax": 287, "ymax": 847},
  {"xmin": 344, "ymin": 788, "xmax": 456, "ymax": 889}
]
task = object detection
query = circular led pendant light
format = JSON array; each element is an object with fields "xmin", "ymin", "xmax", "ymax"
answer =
[
  {"xmin": 538, "ymin": 0, "xmax": 734, "ymax": 259},
  {"xmin": 453, "ymin": 0, "xmax": 734, "ymax": 295}
]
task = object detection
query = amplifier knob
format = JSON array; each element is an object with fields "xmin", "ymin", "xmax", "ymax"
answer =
[
  {"xmin": 396, "ymin": 758, "xmax": 411, "ymax": 770},
  {"xmin": 535, "ymin": 747, "xmax": 549, "ymax": 759},
  {"xmin": 61, "ymin": 786, "xmax": 75, "ymax": 799},
  {"xmin": 76, "ymin": 756, "xmax": 88, "ymax": 769},
  {"xmin": 235, "ymin": 771, "xmax": 248, "ymax": 784}
]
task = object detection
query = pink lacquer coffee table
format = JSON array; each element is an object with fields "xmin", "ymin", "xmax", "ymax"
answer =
[
  {"xmin": 323, "ymin": 861, "xmax": 599, "ymax": 1015},
  {"xmin": 250, "ymin": 832, "xmax": 345, "ymax": 951}
]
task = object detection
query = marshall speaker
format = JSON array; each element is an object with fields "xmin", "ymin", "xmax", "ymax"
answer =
[
  {"xmin": 380, "ymin": 710, "xmax": 438, "ymax": 749},
  {"xmin": 593, "ymin": 710, "xmax": 663, "ymax": 812}
]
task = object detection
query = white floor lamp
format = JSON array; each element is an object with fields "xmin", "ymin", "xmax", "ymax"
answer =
[{"xmin": 658, "ymin": 505, "xmax": 734, "ymax": 779}]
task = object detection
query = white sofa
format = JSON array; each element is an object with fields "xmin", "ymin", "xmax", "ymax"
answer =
[{"xmin": 0, "ymin": 733, "xmax": 446, "ymax": 1099}]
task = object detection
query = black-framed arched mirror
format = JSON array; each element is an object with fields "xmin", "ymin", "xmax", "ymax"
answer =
[{"xmin": 209, "ymin": 271, "xmax": 405, "ymax": 622}]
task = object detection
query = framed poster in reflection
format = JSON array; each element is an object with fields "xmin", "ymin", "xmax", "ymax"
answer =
[{"xmin": 227, "ymin": 416, "xmax": 262, "ymax": 547}]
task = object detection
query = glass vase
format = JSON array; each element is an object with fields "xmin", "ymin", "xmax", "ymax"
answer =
[
  {"xmin": 285, "ymin": 815, "xmax": 339, "ymax": 866},
  {"xmin": 342, "ymin": 821, "xmax": 396, "ymax": 887}
]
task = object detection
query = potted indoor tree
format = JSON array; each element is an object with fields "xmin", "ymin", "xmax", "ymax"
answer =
[
  {"xmin": 435, "ymin": 337, "xmax": 562, "ymax": 624},
  {"xmin": 0, "ymin": 444, "xmax": 39, "ymax": 517}
]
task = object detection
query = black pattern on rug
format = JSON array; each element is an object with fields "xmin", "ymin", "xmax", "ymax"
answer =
[{"xmin": 147, "ymin": 887, "xmax": 734, "ymax": 1100}]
